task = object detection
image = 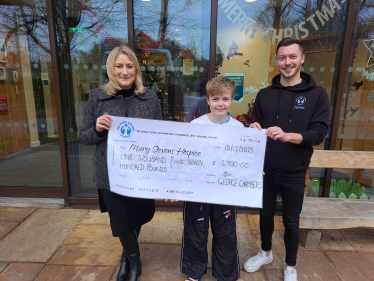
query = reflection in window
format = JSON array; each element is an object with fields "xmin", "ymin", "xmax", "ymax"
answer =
[
  {"xmin": 215, "ymin": 0, "xmax": 347, "ymax": 135},
  {"xmin": 134, "ymin": 0, "xmax": 211, "ymax": 122},
  {"xmin": 334, "ymin": 1, "xmax": 374, "ymax": 199},
  {"xmin": 54, "ymin": 0, "xmax": 128, "ymax": 137},
  {"xmin": 0, "ymin": 0, "xmax": 62, "ymax": 187},
  {"xmin": 215, "ymin": 0, "xmax": 349, "ymax": 198},
  {"xmin": 54, "ymin": 0, "xmax": 128, "ymax": 197}
]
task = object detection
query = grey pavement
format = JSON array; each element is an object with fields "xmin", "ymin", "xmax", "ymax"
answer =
[{"xmin": 0, "ymin": 198, "xmax": 374, "ymax": 280}]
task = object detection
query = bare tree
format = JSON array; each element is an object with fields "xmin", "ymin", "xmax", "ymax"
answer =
[
  {"xmin": 133, "ymin": 0, "xmax": 208, "ymax": 50},
  {"xmin": 0, "ymin": 0, "xmax": 128, "ymax": 134}
]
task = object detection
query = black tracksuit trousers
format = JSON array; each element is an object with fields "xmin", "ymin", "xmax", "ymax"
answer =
[{"xmin": 181, "ymin": 202, "xmax": 240, "ymax": 281}]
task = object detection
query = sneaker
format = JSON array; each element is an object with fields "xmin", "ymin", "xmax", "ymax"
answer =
[
  {"xmin": 243, "ymin": 250, "xmax": 273, "ymax": 273},
  {"xmin": 284, "ymin": 267, "xmax": 298, "ymax": 281}
]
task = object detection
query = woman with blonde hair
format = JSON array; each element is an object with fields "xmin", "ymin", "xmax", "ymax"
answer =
[{"xmin": 80, "ymin": 45, "xmax": 162, "ymax": 281}]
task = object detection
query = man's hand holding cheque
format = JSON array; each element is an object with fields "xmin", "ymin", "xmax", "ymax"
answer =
[{"xmin": 251, "ymin": 122, "xmax": 302, "ymax": 144}]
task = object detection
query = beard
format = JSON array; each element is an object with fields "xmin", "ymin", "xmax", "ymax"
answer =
[{"xmin": 279, "ymin": 63, "xmax": 302, "ymax": 80}]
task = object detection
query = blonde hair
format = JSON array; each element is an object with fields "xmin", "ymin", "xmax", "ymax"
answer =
[
  {"xmin": 100, "ymin": 45, "xmax": 145, "ymax": 95},
  {"xmin": 206, "ymin": 76, "xmax": 235, "ymax": 99}
]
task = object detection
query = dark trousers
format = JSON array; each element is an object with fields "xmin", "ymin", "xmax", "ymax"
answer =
[
  {"xmin": 260, "ymin": 170, "xmax": 305, "ymax": 266},
  {"xmin": 181, "ymin": 202, "xmax": 239, "ymax": 281}
]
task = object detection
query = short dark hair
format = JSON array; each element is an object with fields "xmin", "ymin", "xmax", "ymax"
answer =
[{"xmin": 276, "ymin": 37, "xmax": 304, "ymax": 55}]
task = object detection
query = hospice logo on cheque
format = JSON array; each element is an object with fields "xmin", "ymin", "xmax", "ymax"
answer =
[{"xmin": 117, "ymin": 121, "xmax": 135, "ymax": 138}]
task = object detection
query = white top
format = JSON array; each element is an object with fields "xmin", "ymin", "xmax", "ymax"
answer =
[{"xmin": 191, "ymin": 114, "xmax": 244, "ymax": 127}]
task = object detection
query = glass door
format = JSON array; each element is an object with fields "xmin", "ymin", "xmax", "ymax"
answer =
[
  {"xmin": 0, "ymin": 0, "xmax": 63, "ymax": 190},
  {"xmin": 53, "ymin": 0, "xmax": 128, "ymax": 198}
]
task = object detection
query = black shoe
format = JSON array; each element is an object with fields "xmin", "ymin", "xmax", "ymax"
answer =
[
  {"xmin": 185, "ymin": 278, "xmax": 201, "ymax": 281},
  {"xmin": 117, "ymin": 252, "xmax": 130, "ymax": 281},
  {"xmin": 127, "ymin": 252, "xmax": 142, "ymax": 281}
]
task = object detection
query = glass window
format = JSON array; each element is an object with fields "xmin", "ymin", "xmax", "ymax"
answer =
[
  {"xmin": 54, "ymin": 0, "xmax": 128, "ymax": 197},
  {"xmin": 134, "ymin": 0, "xmax": 211, "ymax": 122},
  {"xmin": 215, "ymin": 0, "xmax": 349, "ymax": 197},
  {"xmin": 0, "ymin": 0, "xmax": 62, "ymax": 187},
  {"xmin": 333, "ymin": 1, "xmax": 374, "ymax": 200}
]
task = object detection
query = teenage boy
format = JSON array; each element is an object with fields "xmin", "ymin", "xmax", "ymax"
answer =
[
  {"xmin": 243, "ymin": 37, "xmax": 329, "ymax": 281},
  {"xmin": 181, "ymin": 76, "xmax": 243, "ymax": 281}
]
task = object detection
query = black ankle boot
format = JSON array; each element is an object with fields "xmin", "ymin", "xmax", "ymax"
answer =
[
  {"xmin": 116, "ymin": 251, "xmax": 130, "ymax": 281},
  {"xmin": 126, "ymin": 252, "xmax": 142, "ymax": 281}
]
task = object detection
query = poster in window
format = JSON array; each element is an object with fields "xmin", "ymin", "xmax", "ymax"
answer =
[
  {"xmin": 0, "ymin": 38, "xmax": 7, "ymax": 63},
  {"xmin": 223, "ymin": 73, "xmax": 244, "ymax": 103},
  {"xmin": 183, "ymin": 59, "xmax": 193, "ymax": 76}
]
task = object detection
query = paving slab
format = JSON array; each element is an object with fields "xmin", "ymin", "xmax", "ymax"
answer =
[
  {"xmin": 137, "ymin": 243, "xmax": 186, "ymax": 281},
  {"xmin": 250, "ymin": 228, "xmax": 342, "ymax": 281},
  {"xmin": 326, "ymin": 251, "xmax": 374, "ymax": 280},
  {"xmin": 34, "ymin": 265, "xmax": 115, "ymax": 281},
  {"xmin": 202, "ymin": 269, "xmax": 267, "ymax": 281},
  {"xmin": 133, "ymin": 242, "xmax": 265, "ymax": 281},
  {"xmin": 246, "ymin": 215, "xmax": 284, "ymax": 231},
  {"xmin": 0, "ymin": 209, "xmax": 87, "ymax": 262},
  {"xmin": 0, "ymin": 262, "xmax": 8, "ymax": 273},
  {"xmin": 320, "ymin": 229, "xmax": 355, "ymax": 251},
  {"xmin": 236, "ymin": 214, "xmax": 258, "ymax": 269},
  {"xmin": 0, "ymin": 207, "xmax": 36, "ymax": 222},
  {"xmin": 239, "ymin": 271, "xmax": 267, "ymax": 281},
  {"xmin": 79, "ymin": 210, "xmax": 110, "ymax": 225},
  {"xmin": 0, "ymin": 221, "xmax": 19, "ymax": 240},
  {"xmin": 139, "ymin": 212, "xmax": 258, "ymax": 270},
  {"xmin": 49, "ymin": 224, "xmax": 122, "ymax": 266},
  {"xmin": 293, "ymin": 248, "xmax": 342, "ymax": 281},
  {"xmin": 0, "ymin": 263, "xmax": 44, "ymax": 281},
  {"xmin": 339, "ymin": 228, "xmax": 374, "ymax": 252},
  {"xmin": 262, "ymin": 267, "xmax": 283, "ymax": 281},
  {"xmin": 138, "ymin": 211, "xmax": 183, "ymax": 244}
]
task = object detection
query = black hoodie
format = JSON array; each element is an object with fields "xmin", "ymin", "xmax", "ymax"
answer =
[{"xmin": 252, "ymin": 72, "xmax": 329, "ymax": 177}]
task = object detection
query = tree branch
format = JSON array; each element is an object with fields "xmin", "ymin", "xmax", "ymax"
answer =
[{"xmin": 281, "ymin": 0, "xmax": 294, "ymax": 16}]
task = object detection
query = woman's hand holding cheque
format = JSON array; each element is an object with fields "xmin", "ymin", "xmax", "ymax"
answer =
[{"xmin": 96, "ymin": 115, "xmax": 113, "ymax": 132}]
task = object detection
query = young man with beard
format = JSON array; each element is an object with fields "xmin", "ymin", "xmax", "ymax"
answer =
[{"xmin": 243, "ymin": 37, "xmax": 329, "ymax": 281}]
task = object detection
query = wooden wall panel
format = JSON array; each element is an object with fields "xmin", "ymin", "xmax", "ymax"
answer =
[{"xmin": 0, "ymin": 36, "xmax": 31, "ymax": 158}]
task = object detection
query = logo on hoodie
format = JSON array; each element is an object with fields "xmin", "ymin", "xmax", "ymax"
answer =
[{"xmin": 295, "ymin": 96, "xmax": 306, "ymax": 109}]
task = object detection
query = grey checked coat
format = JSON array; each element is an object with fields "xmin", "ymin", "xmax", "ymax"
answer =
[{"xmin": 80, "ymin": 87, "xmax": 162, "ymax": 190}]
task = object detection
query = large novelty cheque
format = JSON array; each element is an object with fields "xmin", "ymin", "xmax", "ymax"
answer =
[{"xmin": 107, "ymin": 117, "xmax": 267, "ymax": 208}]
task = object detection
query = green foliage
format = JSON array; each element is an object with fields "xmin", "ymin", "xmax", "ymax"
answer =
[
  {"xmin": 308, "ymin": 179, "xmax": 320, "ymax": 194},
  {"xmin": 308, "ymin": 178, "xmax": 372, "ymax": 199},
  {"xmin": 330, "ymin": 178, "xmax": 371, "ymax": 199},
  {"xmin": 142, "ymin": 68, "xmax": 164, "ymax": 84}
]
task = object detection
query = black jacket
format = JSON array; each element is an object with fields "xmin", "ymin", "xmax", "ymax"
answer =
[{"xmin": 252, "ymin": 72, "xmax": 329, "ymax": 177}]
